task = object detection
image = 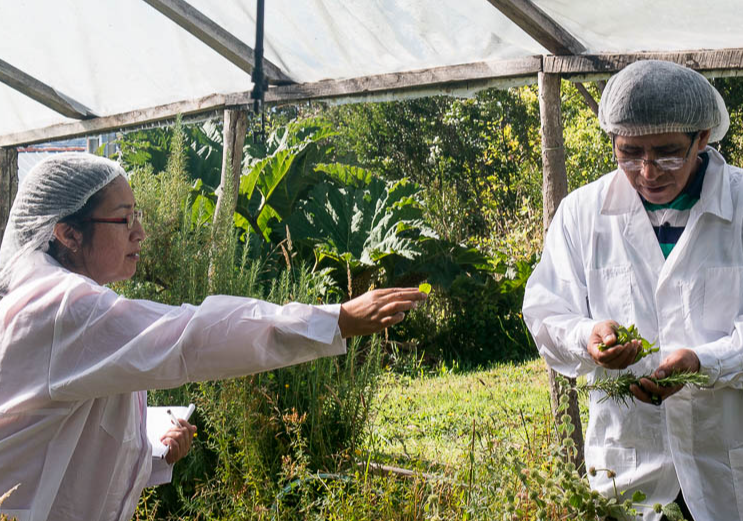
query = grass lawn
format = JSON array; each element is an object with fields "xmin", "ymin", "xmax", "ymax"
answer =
[{"xmin": 365, "ymin": 358, "xmax": 589, "ymax": 471}]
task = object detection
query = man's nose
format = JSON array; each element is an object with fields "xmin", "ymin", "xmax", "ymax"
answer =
[{"xmin": 640, "ymin": 160, "xmax": 661, "ymax": 180}]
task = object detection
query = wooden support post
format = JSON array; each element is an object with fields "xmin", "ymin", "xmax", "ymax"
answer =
[
  {"xmin": 538, "ymin": 72, "xmax": 585, "ymax": 469},
  {"xmin": 540, "ymin": 73, "xmax": 568, "ymax": 229},
  {"xmin": 0, "ymin": 147, "xmax": 19, "ymax": 250},
  {"xmin": 209, "ymin": 108, "xmax": 249, "ymax": 291},
  {"xmin": 213, "ymin": 108, "xmax": 249, "ymax": 229}
]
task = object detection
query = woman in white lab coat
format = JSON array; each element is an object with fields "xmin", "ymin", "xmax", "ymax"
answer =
[{"xmin": 0, "ymin": 153, "xmax": 426, "ymax": 521}]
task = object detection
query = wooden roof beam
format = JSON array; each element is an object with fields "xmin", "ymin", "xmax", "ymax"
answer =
[
  {"xmin": 254, "ymin": 56, "xmax": 542, "ymax": 105},
  {"xmin": 0, "ymin": 59, "xmax": 97, "ymax": 119},
  {"xmin": 485, "ymin": 0, "xmax": 586, "ymax": 55},
  {"xmin": 0, "ymin": 93, "xmax": 227, "ymax": 147},
  {"xmin": 142, "ymin": 0, "xmax": 293, "ymax": 85},
  {"xmin": 0, "ymin": 57, "xmax": 541, "ymax": 147},
  {"xmin": 8, "ymin": 48, "xmax": 743, "ymax": 147},
  {"xmin": 545, "ymin": 49, "xmax": 743, "ymax": 76}
]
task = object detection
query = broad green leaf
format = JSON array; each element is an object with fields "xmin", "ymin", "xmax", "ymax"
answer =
[
  {"xmin": 256, "ymin": 205, "xmax": 282, "ymax": 241},
  {"xmin": 191, "ymin": 194, "xmax": 215, "ymax": 227},
  {"xmin": 316, "ymin": 163, "xmax": 373, "ymax": 188},
  {"xmin": 418, "ymin": 283, "xmax": 431, "ymax": 294}
]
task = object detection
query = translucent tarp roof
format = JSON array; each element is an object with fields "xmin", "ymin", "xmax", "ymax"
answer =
[{"xmin": 2, "ymin": 0, "xmax": 743, "ymax": 144}]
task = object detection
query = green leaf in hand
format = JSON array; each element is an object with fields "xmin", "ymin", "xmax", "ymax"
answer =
[
  {"xmin": 597, "ymin": 324, "xmax": 657, "ymax": 363},
  {"xmin": 418, "ymin": 283, "xmax": 431, "ymax": 295}
]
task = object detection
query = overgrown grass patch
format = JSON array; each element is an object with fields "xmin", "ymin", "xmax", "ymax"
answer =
[{"xmin": 366, "ymin": 358, "xmax": 588, "ymax": 469}]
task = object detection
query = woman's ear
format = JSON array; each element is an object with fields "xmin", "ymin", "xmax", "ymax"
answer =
[{"xmin": 53, "ymin": 223, "xmax": 83, "ymax": 253}]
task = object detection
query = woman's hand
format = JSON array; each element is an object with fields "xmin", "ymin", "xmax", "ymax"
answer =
[
  {"xmin": 162, "ymin": 420, "xmax": 197, "ymax": 465},
  {"xmin": 338, "ymin": 288, "xmax": 427, "ymax": 338}
]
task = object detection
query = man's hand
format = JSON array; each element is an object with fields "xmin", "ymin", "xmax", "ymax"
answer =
[
  {"xmin": 162, "ymin": 420, "xmax": 197, "ymax": 465},
  {"xmin": 587, "ymin": 320, "xmax": 642, "ymax": 369},
  {"xmin": 338, "ymin": 288, "xmax": 427, "ymax": 338},
  {"xmin": 630, "ymin": 349, "xmax": 700, "ymax": 405}
]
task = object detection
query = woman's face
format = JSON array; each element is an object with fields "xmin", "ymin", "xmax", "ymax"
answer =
[{"xmin": 79, "ymin": 176, "xmax": 145, "ymax": 285}]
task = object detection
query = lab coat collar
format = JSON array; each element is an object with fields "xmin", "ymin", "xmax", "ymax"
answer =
[{"xmin": 600, "ymin": 146, "xmax": 733, "ymax": 223}]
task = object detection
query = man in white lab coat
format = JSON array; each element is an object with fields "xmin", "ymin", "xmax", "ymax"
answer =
[{"xmin": 523, "ymin": 60, "xmax": 743, "ymax": 521}]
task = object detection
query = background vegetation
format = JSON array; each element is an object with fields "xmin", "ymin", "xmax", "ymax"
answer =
[{"xmin": 101, "ymin": 77, "xmax": 743, "ymax": 520}]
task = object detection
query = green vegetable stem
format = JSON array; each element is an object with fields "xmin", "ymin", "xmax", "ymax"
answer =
[{"xmin": 579, "ymin": 371, "xmax": 709, "ymax": 406}]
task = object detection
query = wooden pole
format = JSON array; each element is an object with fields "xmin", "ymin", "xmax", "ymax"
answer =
[
  {"xmin": 209, "ymin": 108, "xmax": 248, "ymax": 291},
  {"xmin": 574, "ymin": 83, "xmax": 599, "ymax": 117},
  {"xmin": 212, "ymin": 108, "xmax": 248, "ymax": 228},
  {"xmin": 538, "ymin": 72, "xmax": 585, "ymax": 469},
  {"xmin": 0, "ymin": 147, "xmax": 19, "ymax": 250}
]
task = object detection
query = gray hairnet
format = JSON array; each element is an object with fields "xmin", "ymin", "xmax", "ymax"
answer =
[
  {"xmin": 0, "ymin": 153, "xmax": 124, "ymax": 295},
  {"xmin": 598, "ymin": 60, "xmax": 730, "ymax": 142}
]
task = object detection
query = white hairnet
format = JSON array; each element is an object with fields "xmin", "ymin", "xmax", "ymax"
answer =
[
  {"xmin": 598, "ymin": 60, "xmax": 730, "ymax": 142},
  {"xmin": 0, "ymin": 153, "xmax": 124, "ymax": 295}
]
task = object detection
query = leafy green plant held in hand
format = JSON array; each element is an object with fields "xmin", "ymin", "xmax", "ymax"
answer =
[
  {"xmin": 418, "ymin": 283, "xmax": 431, "ymax": 294},
  {"xmin": 580, "ymin": 371, "xmax": 709, "ymax": 406},
  {"xmin": 597, "ymin": 324, "xmax": 659, "ymax": 363}
]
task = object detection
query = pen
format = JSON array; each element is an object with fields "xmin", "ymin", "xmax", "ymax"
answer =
[{"xmin": 166, "ymin": 408, "xmax": 180, "ymax": 426}]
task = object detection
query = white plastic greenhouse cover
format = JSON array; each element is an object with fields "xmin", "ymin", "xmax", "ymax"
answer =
[{"xmin": 2, "ymin": 0, "xmax": 743, "ymax": 145}]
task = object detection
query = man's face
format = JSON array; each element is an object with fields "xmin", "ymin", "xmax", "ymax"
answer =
[{"xmin": 614, "ymin": 131, "xmax": 710, "ymax": 205}]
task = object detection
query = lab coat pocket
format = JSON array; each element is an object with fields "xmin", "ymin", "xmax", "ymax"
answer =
[
  {"xmin": 587, "ymin": 265, "xmax": 634, "ymax": 325},
  {"xmin": 100, "ymin": 393, "xmax": 138, "ymax": 443},
  {"xmin": 729, "ymin": 446, "xmax": 743, "ymax": 517},
  {"xmin": 703, "ymin": 267, "xmax": 742, "ymax": 333},
  {"xmin": 586, "ymin": 445, "xmax": 636, "ymax": 492}
]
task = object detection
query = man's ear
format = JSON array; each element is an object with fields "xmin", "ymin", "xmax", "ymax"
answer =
[
  {"xmin": 698, "ymin": 129, "xmax": 712, "ymax": 150},
  {"xmin": 53, "ymin": 223, "xmax": 83, "ymax": 253}
]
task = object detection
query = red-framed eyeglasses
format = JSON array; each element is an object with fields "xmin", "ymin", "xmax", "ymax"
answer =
[{"xmin": 83, "ymin": 209, "xmax": 143, "ymax": 230}]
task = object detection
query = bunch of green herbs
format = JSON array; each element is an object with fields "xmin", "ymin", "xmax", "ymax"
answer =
[
  {"xmin": 580, "ymin": 372, "xmax": 709, "ymax": 406},
  {"xmin": 597, "ymin": 324, "xmax": 659, "ymax": 363}
]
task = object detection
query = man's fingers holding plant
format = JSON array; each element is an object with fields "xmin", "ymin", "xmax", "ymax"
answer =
[
  {"xmin": 588, "ymin": 320, "xmax": 641, "ymax": 369},
  {"xmin": 630, "ymin": 348, "xmax": 701, "ymax": 405}
]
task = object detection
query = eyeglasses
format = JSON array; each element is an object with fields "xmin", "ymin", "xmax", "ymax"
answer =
[
  {"xmin": 83, "ymin": 209, "xmax": 143, "ymax": 230},
  {"xmin": 614, "ymin": 133, "xmax": 698, "ymax": 174}
]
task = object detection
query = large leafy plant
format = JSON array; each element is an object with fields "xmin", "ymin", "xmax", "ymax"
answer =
[
  {"xmin": 283, "ymin": 163, "xmax": 489, "ymax": 298},
  {"xmin": 235, "ymin": 120, "xmax": 335, "ymax": 241},
  {"xmin": 118, "ymin": 120, "xmax": 224, "ymax": 190}
]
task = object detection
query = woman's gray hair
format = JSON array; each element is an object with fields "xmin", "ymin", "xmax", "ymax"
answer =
[
  {"xmin": 598, "ymin": 60, "xmax": 730, "ymax": 142},
  {"xmin": 0, "ymin": 153, "xmax": 124, "ymax": 295}
]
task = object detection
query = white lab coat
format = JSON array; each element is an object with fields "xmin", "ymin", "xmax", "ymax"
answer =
[
  {"xmin": 523, "ymin": 147, "xmax": 743, "ymax": 521},
  {"xmin": 0, "ymin": 252, "xmax": 345, "ymax": 521}
]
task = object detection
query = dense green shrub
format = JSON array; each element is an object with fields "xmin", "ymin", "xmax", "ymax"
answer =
[{"xmin": 392, "ymin": 255, "xmax": 537, "ymax": 367}]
